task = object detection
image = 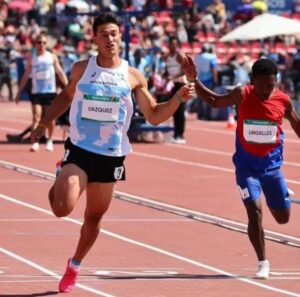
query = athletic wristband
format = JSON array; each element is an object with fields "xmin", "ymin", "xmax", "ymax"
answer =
[
  {"xmin": 37, "ymin": 123, "xmax": 47, "ymax": 129},
  {"xmin": 174, "ymin": 93, "xmax": 184, "ymax": 103},
  {"xmin": 187, "ymin": 78, "xmax": 197, "ymax": 83}
]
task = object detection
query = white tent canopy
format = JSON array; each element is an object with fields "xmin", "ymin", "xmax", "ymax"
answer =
[{"xmin": 220, "ymin": 13, "xmax": 300, "ymax": 42}]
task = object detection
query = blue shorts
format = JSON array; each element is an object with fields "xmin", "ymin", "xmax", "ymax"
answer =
[{"xmin": 235, "ymin": 168, "xmax": 290, "ymax": 210}]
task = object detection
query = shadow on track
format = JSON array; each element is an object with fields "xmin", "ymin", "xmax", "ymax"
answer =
[{"xmin": 0, "ymin": 291, "xmax": 58, "ymax": 297}]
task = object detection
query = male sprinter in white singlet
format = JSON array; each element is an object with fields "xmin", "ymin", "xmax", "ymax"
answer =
[{"xmin": 31, "ymin": 12, "xmax": 196, "ymax": 293}]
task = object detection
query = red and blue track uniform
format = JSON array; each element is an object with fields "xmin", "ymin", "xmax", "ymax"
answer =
[{"xmin": 233, "ymin": 85, "xmax": 291, "ymax": 209}]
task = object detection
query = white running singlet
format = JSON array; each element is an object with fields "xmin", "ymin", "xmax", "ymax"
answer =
[
  {"xmin": 68, "ymin": 56, "xmax": 133, "ymax": 156},
  {"xmin": 31, "ymin": 51, "xmax": 56, "ymax": 94}
]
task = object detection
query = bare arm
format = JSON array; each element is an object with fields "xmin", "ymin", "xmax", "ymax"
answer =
[
  {"xmin": 285, "ymin": 99, "xmax": 300, "ymax": 138},
  {"xmin": 194, "ymin": 80, "xmax": 242, "ymax": 108},
  {"xmin": 130, "ymin": 67, "xmax": 195, "ymax": 126},
  {"xmin": 53, "ymin": 54, "xmax": 68, "ymax": 87},
  {"xmin": 14, "ymin": 57, "xmax": 32, "ymax": 104},
  {"xmin": 181, "ymin": 54, "xmax": 242, "ymax": 107},
  {"xmin": 31, "ymin": 60, "xmax": 88, "ymax": 143}
]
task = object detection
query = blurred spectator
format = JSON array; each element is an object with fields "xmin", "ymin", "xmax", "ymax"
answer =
[
  {"xmin": 0, "ymin": 45, "xmax": 13, "ymax": 101},
  {"xmin": 233, "ymin": 0, "xmax": 256, "ymax": 24},
  {"xmin": 293, "ymin": 0, "xmax": 300, "ymax": 13},
  {"xmin": 132, "ymin": 0, "xmax": 146, "ymax": 11},
  {"xmin": 290, "ymin": 47, "xmax": 300, "ymax": 100},
  {"xmin": 133, "ymin": 48, "xmax": 152, "ymax": 78},
  {"xmin": 0, "ymin": 0, "xmax": 299, "ymax": 127},
  {"xmin": 165, "ymin": 36, "xmax": 187, "ymax": 144},
  {"xmin": 194, "ymin": 43, "xmax": 218, "ymax": 120},
  {"xmin": 0, "ymin": 0, "xmax": 8, "ymax": 21},
  {"xmin": 60, "ymin": 46, "xmax": 78, "ymax": 78},
  {"xmin": 150, "ymin": 48, "xmax": 172, "ymax": 102},
  {"xmin": 230, "ymin": 55, "xmax": 251, "ymax": 86},
  {"xmin": 182, "ymin": 10, "xmax": 198, "ymax": 43},
  {"xmin": 182, "ymin": 0, "xmax": 193, "ymax": 8},
  {"xmin": 198, "ymin": 7, "xmax": 216, "ymax": 35},
  {"xmin": 14, "ymin": 33, "xmax": 68, "ymax": 152},
  {"xmin": 176, "ymin": 19, "xmax": 188, "ymax": 44},
  {"xmin": 206, "ymin": 0, "xmax": 227, "ymax": 33},
  {"xmin": 100, "ymin": 0, "xmax": 119, "ymax": 12},
  {"xmin": 252, "ymin": 0, "xmax": 268, "ymax": 14},
  {"xmin": 55, "ymin": 45, "xmax": 78, "ymax": 140}
]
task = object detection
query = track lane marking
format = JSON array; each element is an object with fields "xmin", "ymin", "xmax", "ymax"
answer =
[
  {"xmin": 0, "ymin": 246, "xmax": 117, "ymax": 297},
  {"xmin": 1, "ymin": 159, "xmax": 299, "ymax": 245},
  {"xmin": 132, "ymin": 152, "xmax": 300, "ymax": 185},
  {"xmin": 1, "ymin": 193, "xmax": 300, "ymax": 297},
  {"xmin": 164, "ymin": 143, "xmax": 300, "ymax": 168}
]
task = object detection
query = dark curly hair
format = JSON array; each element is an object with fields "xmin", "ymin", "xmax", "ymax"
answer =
[{"xmin": 252, "ymin": 58, "xmax": 278, "ymax": 77}]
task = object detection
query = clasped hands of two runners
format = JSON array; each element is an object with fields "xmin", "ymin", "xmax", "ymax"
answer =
[
  {"xmin": 175, "ymin": 54, "xmax": 198, "ymax": 102},
  {"xmin": 177, "ymin": 54, "xmax": 198, "ymax": 101}
]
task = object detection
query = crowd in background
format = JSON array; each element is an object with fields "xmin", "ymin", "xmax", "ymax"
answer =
[{"xmin": 0, "ymin": 0, "xmax": 300, "ymax": 116}]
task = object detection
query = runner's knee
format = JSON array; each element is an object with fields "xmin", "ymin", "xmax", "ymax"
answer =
[
  {"xmin": 84, "ymin": 213, "xmax": 104, "ymax": 230},
  {"xmin": 52, "ymin": 203, "xmax": 74, "ymax": 218}
]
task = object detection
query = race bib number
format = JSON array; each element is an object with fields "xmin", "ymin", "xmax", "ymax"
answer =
[
  {"xmin": 36, "ymin": 70, "xmax": 51, "ymax": 80},
  {"xmin": 82, "ymin": 95, "xmax": 120, "ymax": 122},
  {"xmin": 243, "ymin": 119, "xmax": 277, "ymax": 144},
  {"xmin": 114, "ymin": 166, "xmax": 124, "ymax": 180},
  {"xmin": 237, "ymin": 186, "xmax": 250, "ymax": 200}
]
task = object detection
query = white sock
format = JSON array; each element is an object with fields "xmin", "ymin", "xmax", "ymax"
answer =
[
  {"xmin": 69, "ymin": 258, "xmax": 81, "ymax": 271},
  {"xmin": 258, "ymin": 259, "xmax": 269, "ymax": 266}
]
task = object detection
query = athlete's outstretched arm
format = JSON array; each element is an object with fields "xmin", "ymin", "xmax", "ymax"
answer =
[
  {"xmin": 181, "ymin": 54, "xmax": 242, "ymax": 107},
  {"xmin": 285, "ymin": 99, "xmax": 300, "ymax": 138},
  {"xmin": 130, "ymin": 67, "xmax": 195, "ymax": 126}
]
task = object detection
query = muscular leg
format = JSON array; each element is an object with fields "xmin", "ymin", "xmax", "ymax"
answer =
[
  {"xmin": 44, "ymin": 105, "xmax": 55, "ymax": 140},
  {"xmin": 72, "ymin": 182, "xmax": 115, "ymax": 262},
  {"xmin": 269, "ymin": 208, "xmax": 290, "ymax": 224},
  {"xmin": 31, "ymin": 103, "xmax": 43, "ymax": 129},
  {"xmin": 49, "ymin": 164, "xmax": 87, "ymax": 217},
  {"xmin": 244, "ymin": 199, "xmax": 266, "ymax": 261},
  {"xmin": 262, "ymin": 169, "xmax": 291, "ymax": 225}
]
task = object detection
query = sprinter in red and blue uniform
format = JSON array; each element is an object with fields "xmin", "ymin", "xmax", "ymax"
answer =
[{"xmin": 183, "ymin": 57, "xmax": 300, "ymax": 279}]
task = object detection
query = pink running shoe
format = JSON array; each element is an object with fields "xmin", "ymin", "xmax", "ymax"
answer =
[{"xmin": 59, "ymin": 258, "xmax": 79, "ymax": 293}]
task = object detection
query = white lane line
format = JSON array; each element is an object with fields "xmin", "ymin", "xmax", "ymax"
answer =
[
  {"xmin": 0, "ymin": 180, "xmax": 50, "ymax": 183},
  {"xmin": 132, "ymin": 152, "xmax": 300, "ymax": 185},
  {"xmin": 0, "ymin": 218, "xmax": 190, "ymax": 222},
  {"xmin": 132, "ymin": 151, "xmax": 234, "ymax": 173},
  {"xmin": 1, "ymin": 193, "xmax": 300, "ymax": 297},
  {"xmin": 0, "ymin": 160, "xmax": 299, "ymax": 246},
  {"xmin": 165, "ymin": 143, "xmax": 300, "ymax": 168},
  {"xmin": 0, "ymin": 246, "xmax": 117, "ymax": 297}
]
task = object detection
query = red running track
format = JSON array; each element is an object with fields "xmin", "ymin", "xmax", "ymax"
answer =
[{"xmin": 0, "ymin": 101, "xmax": 299, "ymax": 297}]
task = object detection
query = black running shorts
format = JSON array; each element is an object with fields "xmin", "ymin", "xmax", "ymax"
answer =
[
  {"xmin": 61, "ymin": 138, "xmax": 126, "ymax": 183},
  {"xmin": 31, "ymin": 93, "xmax": 56, "ymax": 106}
]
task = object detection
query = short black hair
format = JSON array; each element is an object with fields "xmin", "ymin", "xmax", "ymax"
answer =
[
  {"xmin": 169, "ymin": 36, "xmax": 179, "ymax": 44},
  {"xmin": 252, "ymin": 58, "xmax": 278, "ymax": 77},
  {"xmin": 93, "ymin": 12, "xmax": 122, "ymax": 34}
]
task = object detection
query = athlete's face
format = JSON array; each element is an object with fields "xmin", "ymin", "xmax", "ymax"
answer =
[
  {"xmin": 169, "ymin": 39, "xmax": 178, "ymax": 53},
  {"xmin": 35, "ymin": 37, "xmax": 47, "ymax": 54},
  {"xmin": 93, "ymin": 23, "xmax": 122, "ymax": 57},
  {"xmin": 252, "ymin": 74, "xmax": 276, "ymax": 100}
]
